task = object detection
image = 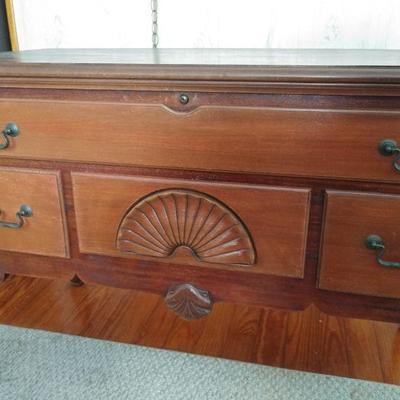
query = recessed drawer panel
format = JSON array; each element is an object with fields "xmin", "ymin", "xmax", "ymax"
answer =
[
  {"xmin": 319, "ymin": 191, "xmax": 400, "ymax": 298},
  {"xmin": 1, "ymin": 99, "xmax": 400, "ymax": 182},
  {"xmin": 72, "ymin": 173, "xmax": 311, "ymax": 278},
  {"xmin": 0, "ymin": 168, "xmax": 69, "ymax": 258}
]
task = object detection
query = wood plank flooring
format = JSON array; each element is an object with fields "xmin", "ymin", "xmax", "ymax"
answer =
[{"xmin": 0, "ymin": 275, "xmax": 399, "ymax": 385}]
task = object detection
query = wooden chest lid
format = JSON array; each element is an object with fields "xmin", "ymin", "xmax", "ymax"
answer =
[
  {"xmin": 0, "ymin": 48, "xmax": 400, "ymax": 94},
  {"xmin": 0, "ymin": 48, "xmax": 399, "ymax": 78}
]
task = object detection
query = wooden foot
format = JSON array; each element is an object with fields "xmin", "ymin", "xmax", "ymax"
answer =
[
  {"xmin": 0, "ymin": 272, "xmax": 9, "ymax": 282},
  {"xmin": 70, "ymin": 274, "xmax": 84, "ymax": 287}
]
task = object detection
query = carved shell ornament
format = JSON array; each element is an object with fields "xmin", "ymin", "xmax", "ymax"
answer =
[
  {"xmin": 165, "ymin": 283, "xmax": 213, "ymax": 320},
  {"xmin": 116, "ymin": 189, "xmax": 256, "ymax": 267}
]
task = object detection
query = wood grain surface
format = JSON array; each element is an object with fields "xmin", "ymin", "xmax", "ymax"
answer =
[
  {"xmin": 0, "ymin": 167, "xmax": 68, "ymax": 258},
  {"xmin": 1, "ymin": 49, "xmax": 400, "ymax": 95},
  {"xmin": 0, "ymin": 65, "xmax": 400, "ymax": 323},
  {"xmin": 0, "ymin": 275, "xmax": 398, "ymax": 384},
  {"xmin": 72, "ymin": 173, "xmax": 310, "ymax": 278},
  {"xmin": 0, "ymin": 156, "xmax": 399, "ymax": 322},
  {"xmin": 1, "ymin": 49, "xmax": 400, "ymax": 85},
  {"xmin": 117, "ymin": 189, "xmax": 257, "ymax": 267},
  {"xmin": 319, "ymin": 191, "xmax": 400, "ymax": 298},
  {"xmin": 0, "ymin": 99, "xmax": 399, "ymax": 182}
]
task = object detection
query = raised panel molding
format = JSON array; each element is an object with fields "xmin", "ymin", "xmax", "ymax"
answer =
[{"xmin": 116, "ymin": 189, "xmax": 256, "ymax": 267}]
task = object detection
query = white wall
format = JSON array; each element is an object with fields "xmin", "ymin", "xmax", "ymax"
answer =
[{"xmin": 12, "ymin": 0, "xmax": 400, "ymax": 50}]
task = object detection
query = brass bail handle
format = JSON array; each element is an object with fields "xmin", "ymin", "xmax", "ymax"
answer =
[
  {"xmin": 365, "ymin": 234, "xmax": 400, "ymax": 269},
  {"xmin": 0, "ymin": 123, "xmax": 19, "ymax": 150},
  {"xmin": 378, "ymin": 139, "xmax": 400, "ymax": 173},
  {"xmin": 0, "ymin": 204, "xmax": 33, "ymax": 229}
]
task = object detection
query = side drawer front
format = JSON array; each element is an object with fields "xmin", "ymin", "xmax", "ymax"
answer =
[
  {"xmin": 0, "ymin": 168, "xmax": 69, "ymax": 258},
  {"xmin": 72, "ymin": 173, "xmax": 311, "ymax": 278},
  {"xmin": 319, "ymin": 191, "xmax": 400, "ymax": 298}
]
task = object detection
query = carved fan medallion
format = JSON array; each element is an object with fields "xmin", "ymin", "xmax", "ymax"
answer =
[{"xmin": 116, "ymin": 189, "xmax": 256, "ymax": 267}]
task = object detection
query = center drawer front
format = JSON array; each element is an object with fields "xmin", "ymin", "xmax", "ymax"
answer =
[
  {"xmin": 1, "ymin": 99, "xmax": 400, "ymax": 182},
  {"xmin": 319, "ymin": 191, "xmax": 400, "ymax": 299},
  {"xmin": 0, "ymin": 167, "xmax": 69, "ymax": 258},
  {"xmin": 72, "ymin": 173, "xmax": 311, "ymax": 278}
]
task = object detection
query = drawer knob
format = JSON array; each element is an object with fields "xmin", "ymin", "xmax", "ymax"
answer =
[
  {"xmin": 378, "ymin": 139, "xmax": 400, "ymax": 173},
  {"xmin": 0, "ymin": 123, "xmax": 19, "ymax": 150},
  {"xmin": 365, "ymin": 234, "xmax": 400, "ymax": 269},
  {"xmin": 179, "ymin": 93, "xmax": 190, "ymax": 105},
  {"xmin": 0, "ymin": 204, "xmax": 33, "ymax": 229}
]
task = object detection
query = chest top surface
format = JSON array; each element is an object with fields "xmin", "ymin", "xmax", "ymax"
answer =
[{"xmin": 0, "ymin": 48, "xmax": 400, "ymax": 85}]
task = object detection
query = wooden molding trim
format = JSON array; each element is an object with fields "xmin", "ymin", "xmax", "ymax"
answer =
[
  {"xmin": 0, "ymin": 77, "xmax": 400, "ymax": 97},
  {"xmin": 0, "ymin": 49, "xmax": 400, "ymax": 94}
]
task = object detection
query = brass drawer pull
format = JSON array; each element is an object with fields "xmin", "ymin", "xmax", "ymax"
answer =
[
  {"xmin": 379, "ymin": 139, "xmax": 400, "ymax": 173},
  {"xmin": 365, "ymin": 234, "xmax": 400, "ymax": 269},
  {"xmin": 0, "ymin": 204, "xmax": 33, "ymax": 229},
  {"xmin": 0, "ymin": 123, "xmax": 19, "ymax": 150}
]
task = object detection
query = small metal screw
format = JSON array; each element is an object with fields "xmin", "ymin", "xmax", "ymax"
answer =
[{"xmin": 179, "ymin": 93, "xmax": 190, "ymax": 105}]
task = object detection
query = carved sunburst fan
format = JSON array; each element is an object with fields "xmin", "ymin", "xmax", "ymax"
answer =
[{"xmin": 116, "ymin": 189, "xmax": 256, "ymax": 267}]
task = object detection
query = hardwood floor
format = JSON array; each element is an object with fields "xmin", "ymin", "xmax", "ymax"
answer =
[{"xmin": 0, "ymin": 275, "xmax": 399, "ymax": 385}]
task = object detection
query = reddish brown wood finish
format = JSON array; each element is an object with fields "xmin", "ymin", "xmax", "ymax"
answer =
[
  {"xmin": 0, "ymin": 276, "xmax": 399, "ymax": 384},
  {"xmin": 0, "ymin": 100, "xmax": 399, "ymax": 182},
  {"xmin": 72, "ymin": 173, "xmax": 310, "ymax": 278},
  {"xmin": 0, "ymin": 167, "xmax": 69, "ymax": 258},
  {"xmin": 117, "ymin": 189, "xmax": 257, "ymax": 267},
  {"xmin": 165, "ymin": 283, "xmax": 213, "ymax": 320},
  {"xmin": 0, "ymin": 156, "xmax": 399, "ymax": 322},
  {"xmin": 0, "ymin": 49, "xmax": 400, "ymax": 326},
  {"xmin": 319, "ymin": 191, "xmax": 400, "ymax": 298},
  {"xmin": 1, "ymin": 49, "xmax": 400, "ymax": 96}
]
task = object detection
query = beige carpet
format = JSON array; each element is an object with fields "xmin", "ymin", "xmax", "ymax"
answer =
[{"xmin": 0, "ymin": 324, "xmax": 398, "ymax": 400}]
